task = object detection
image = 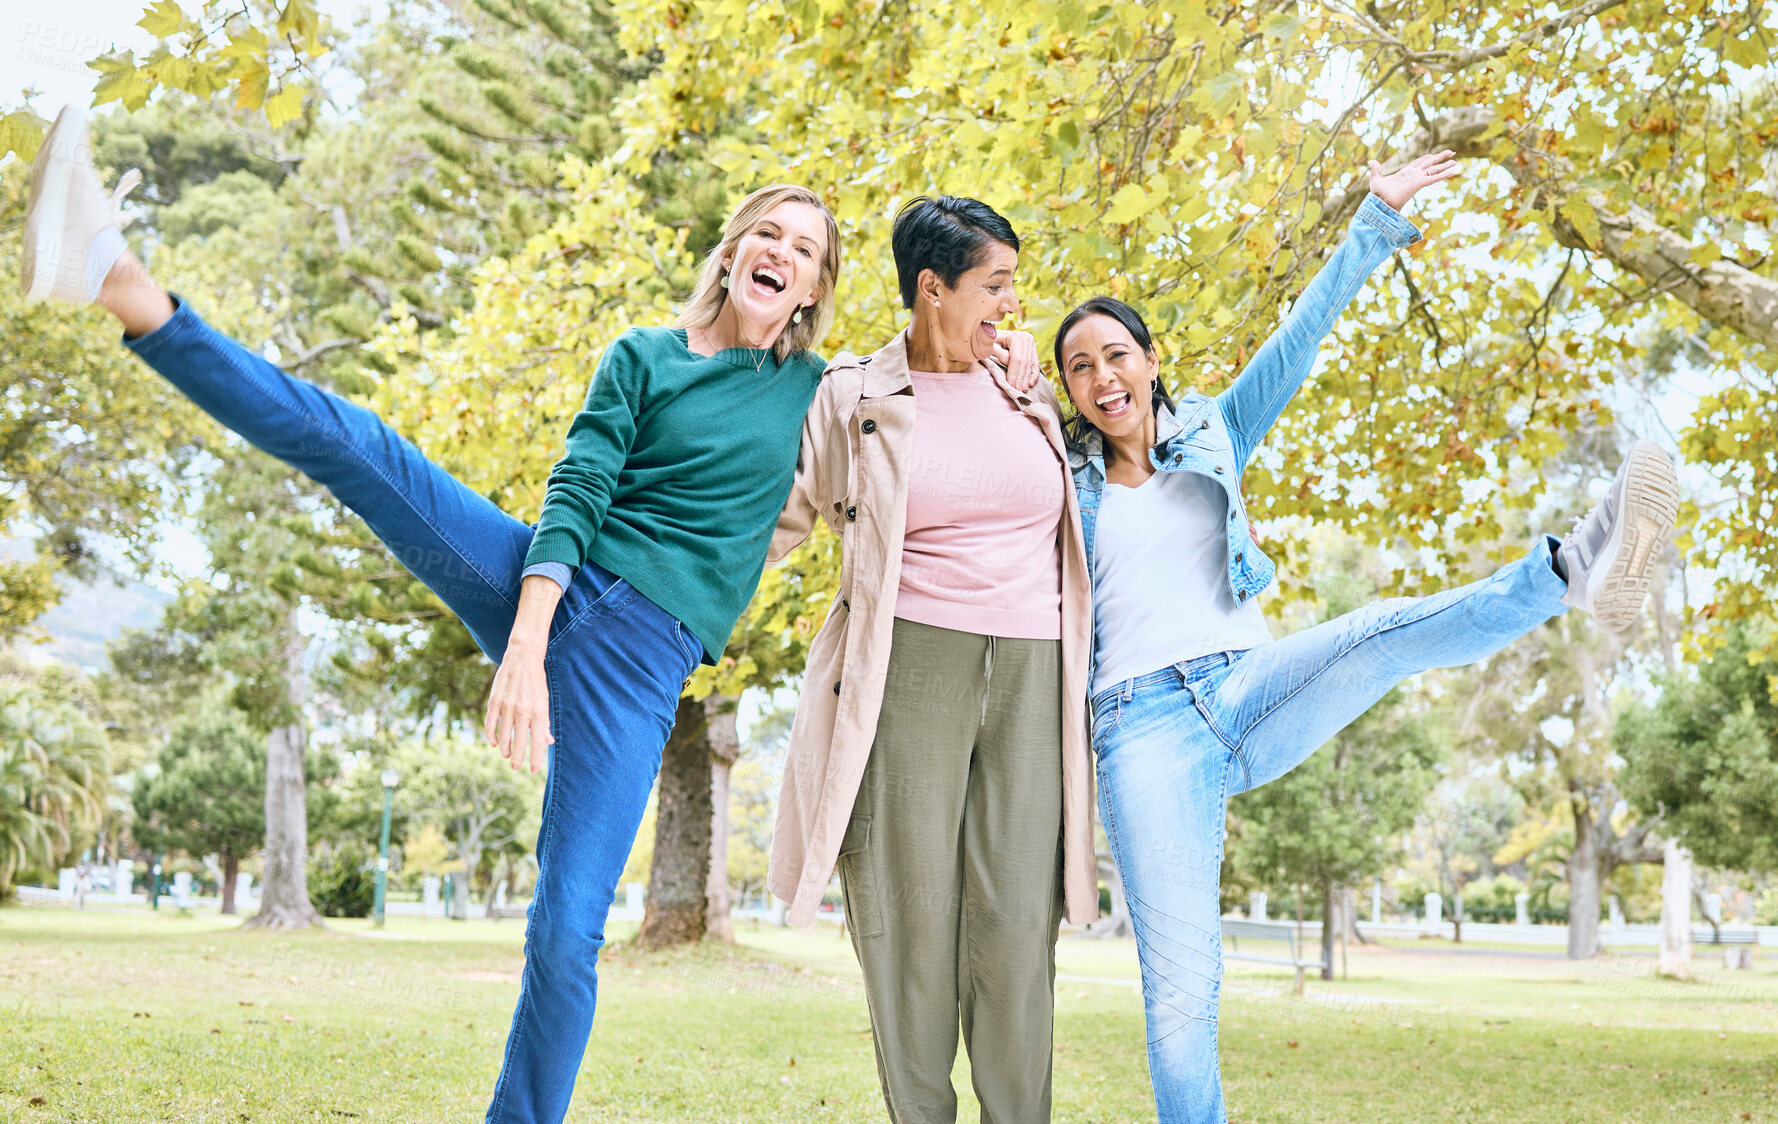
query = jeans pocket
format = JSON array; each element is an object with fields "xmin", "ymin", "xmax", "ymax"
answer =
[
  {"xmin": 671, "ymin": 620, "xmax": 703, "ymax": 670},
  {"xmin": 1090, "ymin": 690, "xmax": 1123, "ymax": 748},
  {"xmin": 837, "ymin": 814, "xmax": 883, "ymax": 939}
]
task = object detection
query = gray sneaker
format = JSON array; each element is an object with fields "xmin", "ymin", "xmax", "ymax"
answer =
[
  {"xmin": 20, "ymin": 104, "xmax": 140, "ymax": 304},
  {"xmin": 1557, "ymin": 440, "xmax": 1680, "ymax": 632}
]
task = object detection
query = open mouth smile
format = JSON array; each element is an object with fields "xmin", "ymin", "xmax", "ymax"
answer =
[
  {"xmin": 1095, "ymin": 389, "xmax": 1133, "ymax": 418},
  {"xmin": 749, "ymin": 266, "xmax": 786, "ymax": 295}
]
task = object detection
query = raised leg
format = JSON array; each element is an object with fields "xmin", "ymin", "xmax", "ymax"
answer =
[
  {"xmin": 121, "ymin": 295, "xmax": 557, "ymax": 659},
  {"xmin": 1208, "ymin": 538, "xmax": 1568, "ymax": 794}
]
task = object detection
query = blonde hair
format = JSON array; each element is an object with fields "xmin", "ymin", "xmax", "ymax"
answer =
[{"xmin": 675, "ymin": 184, "xmax": 842, "ymax": 362}]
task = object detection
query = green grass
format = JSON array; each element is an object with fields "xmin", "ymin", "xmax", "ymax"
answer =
[{"xmin": 3, "ymin": 905, "xmax": 1777, "ymax": 1122}]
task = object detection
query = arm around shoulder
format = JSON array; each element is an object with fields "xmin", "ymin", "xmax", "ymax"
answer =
[{"xmin": 768, "ymin": 367, "xmax": 853, "ymax": 566}]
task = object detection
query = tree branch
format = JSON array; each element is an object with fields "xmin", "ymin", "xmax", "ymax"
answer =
[
  {"xmin": 1319, "ymin": 106, "xmax": 1778, "ymax": 350},
  {"xmin": 1342, "ymin": 0, "xmax": 1628, "ymax": 73}
]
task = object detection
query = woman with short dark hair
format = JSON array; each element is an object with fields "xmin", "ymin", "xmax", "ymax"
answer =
[{"xmin": 769, "ymin": 195, "xmax": 1096, "ymax": 1123}]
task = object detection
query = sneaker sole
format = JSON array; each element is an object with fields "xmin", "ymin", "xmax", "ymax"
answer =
[
  {"xmin": 1585, "ymin": 440, "xmax": 1679, "ymax": 632},
  {"xmin": 21, "ymin": 111, "xmax": 77, "ymax": 304}
]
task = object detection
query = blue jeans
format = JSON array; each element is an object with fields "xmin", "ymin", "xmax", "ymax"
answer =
[
  {"xmin": 125, "ymin": 302, "xmax": 701, "ymax": 1124},
  {"xmin": 1091, "ymin": 543, "xmax": 1568, "ymax": 1123}
]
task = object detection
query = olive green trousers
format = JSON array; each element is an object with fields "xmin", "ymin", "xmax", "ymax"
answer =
[{"xmin": 839, "ymin": 618, "xmax": 1066, "ymax": 1124}]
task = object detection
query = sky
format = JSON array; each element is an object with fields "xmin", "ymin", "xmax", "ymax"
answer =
[{"xmin": 3, "ymin": 0, "xmax": 379, "ymax": 120}]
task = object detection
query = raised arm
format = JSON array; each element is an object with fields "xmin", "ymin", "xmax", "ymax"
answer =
[{"xmin": 1218, "ymin": 151, "xmax": 1457, "ymax": 470}]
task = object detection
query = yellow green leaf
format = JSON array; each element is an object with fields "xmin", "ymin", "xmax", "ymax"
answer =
[
  {"xmin": 0, "ymin": 110, "xmax": 47, "ymax": 163},
  {"xmin": 233, "ymin": 56, "xmax": 270, "ymax": 111},
  {"xmin": 1562, "ymin": 196, "xmax": 1602, "ymax": 248},
  {"xmin": 90, "ymin": 51, "xmax": 157, "ymax": 111},
  {"xmin": 264, "ymin": 83, "xmax": 306, "ymax": 128},
  {"xmin": 1105, "ymin": 182, "xmax": 1154, "ymax": 224},
  {"xmin": 137, "ymin": 0, "xmax": 188, "ymax": 38},
  {"xmin": 1688, "ymin": 241, "xmax": 1722, "ymax": 268}
]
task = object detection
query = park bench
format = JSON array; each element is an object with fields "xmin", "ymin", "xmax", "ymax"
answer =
[
  {"xmin": 1221, "ymin": 918, "xmax": 1329, "ymax": 996},
  {"xmin": 1692, "ymin": 925, "xmax": 1759, "ymax": 969}
]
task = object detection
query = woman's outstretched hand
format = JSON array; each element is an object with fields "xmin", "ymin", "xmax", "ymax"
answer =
[
  {"xmin": 1367, "ymin": 150, "xmax": 1460, "ymax": 211},
  {"xmin": 486, "ymin": 575, "xmax": 562, "ymax": 774},
  {"xmin": 990, "ymin": 329, "xmax": 1042, "ymax": 391}
]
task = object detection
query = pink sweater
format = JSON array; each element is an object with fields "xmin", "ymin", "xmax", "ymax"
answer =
[{"xmin": 895, "ymin": 365, "xmax": 1065, "ymax": 640}]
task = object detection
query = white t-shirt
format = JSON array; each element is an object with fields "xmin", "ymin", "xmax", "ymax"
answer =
[{"xmin": 1091, "ymin": 468, "xmax": 1272, "ymax": 696}]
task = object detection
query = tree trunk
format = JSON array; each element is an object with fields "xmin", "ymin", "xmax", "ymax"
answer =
[
  {"xmin": 704, "ymin": 700, "xmax": 740, "ymax": 943},
  {"xmin": 1452, "ymin": 884, "xmax": 1464, "ymax": 944},
  {"xmin": 448, "ymin": 864, "xmax": 469, "ymax": 917},
  {"xmin": 243, "ymin": 609, "xmax": 321, "ymax": 931},
  {"xmin": 1319, "ymin": 881, "xmax": 1336, "ymax": 981},
  {"xmin": 1567, "ymin": 796, "xmax": 1603, "ymax": 959},
  {"xmin": 219, "ymin": 850, "xmax": 239, "ymax": 916},
  {"xmin": 640, "ymin": 695, "xmax": 715, "ymax": 949},
  {"xmin": 1659, "ymin": 838, "xmax": 1694, "ymax": 981}
]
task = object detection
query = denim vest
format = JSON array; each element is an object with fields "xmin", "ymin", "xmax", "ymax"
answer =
[{"xmin": 1068, "ymin": 192, "xmax": 1421, "ymax": 683}]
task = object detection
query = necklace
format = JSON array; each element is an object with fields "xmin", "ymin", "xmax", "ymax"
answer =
[{"xmin": 690, "ymin": 325, "xmax": 771, "ymax": 373}]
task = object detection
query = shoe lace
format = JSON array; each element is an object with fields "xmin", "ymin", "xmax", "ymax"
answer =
[{"xmin": 110, "ymin": 169, "xmax": 143, "ymax": 231}]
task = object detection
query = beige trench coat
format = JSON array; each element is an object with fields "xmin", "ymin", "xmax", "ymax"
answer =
[{"xmin": 765, "ymin": 328, "xmax": 1097, "ymax": 928}]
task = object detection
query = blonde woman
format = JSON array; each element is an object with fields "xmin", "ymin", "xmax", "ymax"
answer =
[{"xmin": 21, "ymin": 105, "xmax": 839, "ymax": 1124}]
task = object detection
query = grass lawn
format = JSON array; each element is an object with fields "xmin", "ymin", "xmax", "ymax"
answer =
[{"xmin": 3, "ymin": 905, "xmax": 1776, "ymax": 1122}]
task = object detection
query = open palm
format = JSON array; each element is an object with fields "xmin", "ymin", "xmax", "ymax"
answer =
[{"xmin": 1367, "ymin": 150, "xmax": 1460, "ymax": 211}]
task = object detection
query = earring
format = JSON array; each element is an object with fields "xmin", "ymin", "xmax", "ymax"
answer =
[
  {"xmin": 792, "ymin": 307, "xmax": 803, "ymax": 325},
  {"xmin": 719, "ymin": 273, "xmax": 730, "ymax": 289}
]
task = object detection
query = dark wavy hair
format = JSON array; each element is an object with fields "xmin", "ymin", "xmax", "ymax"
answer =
[
  {"xmin": 1053, "ymin": 295, "xmax": 1178, "ymax": 454},
  {"xmin": 890, "ymin": 195, "xmax": 1021, "ymax": 310}
]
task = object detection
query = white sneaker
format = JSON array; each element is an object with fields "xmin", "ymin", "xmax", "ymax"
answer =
[
  {"xmin": 1557, "ymin": 440, "xmax": 1680, "ymax": 632},
  {"xmin": 20, "ymin": 104, "xmax": 141, "ymax": 305}
]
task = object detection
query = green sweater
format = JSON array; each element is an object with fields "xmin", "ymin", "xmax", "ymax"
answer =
[{"xmin": 524, "ymin": 327, "xmax": 824, "ymax": 663}]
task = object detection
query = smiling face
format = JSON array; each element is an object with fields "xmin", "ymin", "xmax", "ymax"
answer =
[
  {"xmin": 722, "ymin": 200, "xmax": 830, "ymax": 332},
  {"xmin": 921, "ymin": 241, "xmax": 1021, "ymax": 366},
  {"xmin": 1060, "ymin": 312, "xmax": 1160, "ymax": 443}
]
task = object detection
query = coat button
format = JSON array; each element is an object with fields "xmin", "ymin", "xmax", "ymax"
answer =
[
  {"xmin": 1229, "ymin": 510, "xmax": 1236, "ymax": 522},
  {"xmin": 1237, "ymin": 590, "xmax": 1246, "ymax": 602},
  {"xmin": 1214, "ymin": 465, "xmax": 1225, "ymax": 474},
  {"xmin": 1200, "ymin": 420, "xmax": 1209, "ymax": 430},
  {"xmin": 842, "ymin": 598, "xmax": 850, "ymax": 610},
  {"xmin": 845, "ymin": 505, "xmax": 857, "ymax": 521},
  {"xmin": 1236, "ymin": 552, "xmax": 1244, "ymax": 563},
  {"xmin": 861, "ymin": 419, "xmax": 877, "ymax": 434},
  {"xmin": 833, "ymin": 680, "xmax": 842, "ymax": 695}
]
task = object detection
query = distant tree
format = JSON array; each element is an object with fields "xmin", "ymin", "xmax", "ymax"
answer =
[
  {"xmin": 398, "ymin": 735, "xmax": 538, "ymax": 920},
  {"xmin": 1230, "ymin": 535, "xmax": 1443, "ymax": 976},
  {"xmin": 1619, "ymin": 623, "xmax": 1778, "ymax": 875},
  {"xmin": 132, "ymin": 699, "xmax": 264, "ymax": 914},
  {"xmin": 0, "ymin": 671, "xmax": 110, "ymax": 896},
  {"xmin": 1413, "ymin": 777, "xmax": 1522, "ymax": 942}
]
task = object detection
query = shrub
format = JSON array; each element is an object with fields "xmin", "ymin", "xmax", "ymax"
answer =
[{"xmin": 308, "ymin": 844, "xmax": 376, "ymax": 918}]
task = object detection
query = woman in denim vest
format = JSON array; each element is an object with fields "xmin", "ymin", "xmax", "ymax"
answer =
[{"xmin": 1055, "ymin": 153, "xmax": 1679, "ymax": 1124}]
